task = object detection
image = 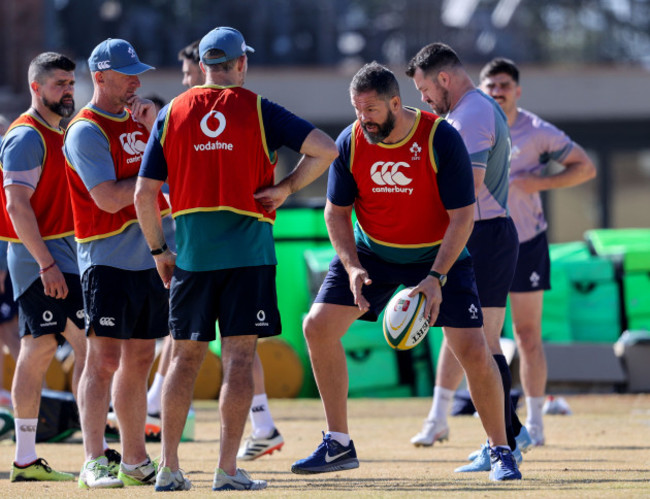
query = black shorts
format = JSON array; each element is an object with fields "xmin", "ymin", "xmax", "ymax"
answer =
[
  {"xmin": 314, "ymin": 245, "xmax": 483, "ymax": 329},
  {"xmin": 169, "ymin": 265, "xmax": 281, "ymax": 342},
  {"xmin": 510, "ymin": 231, "xmax": 551, "ymax": 292},
  {"xmin": 82, "ymin": 265, "xmax": 169, "ymax": 340},
  {"xmin": 467, "ymin": 217, "xmax": 519, "ymax": 307},
  {"xmin": 0, "ymin": 272, "xmax": 18, "ymax": 324},
  {"xmin": 18, "ymin": 273, "xmax": 84, "ymax": 343}
]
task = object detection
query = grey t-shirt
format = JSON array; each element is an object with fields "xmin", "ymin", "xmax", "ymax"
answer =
[{"xmin": 447, "ymin": 89, "xmax": 511, "ymax": 221}]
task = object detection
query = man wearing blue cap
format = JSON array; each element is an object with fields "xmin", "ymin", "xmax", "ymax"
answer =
[
  {"xmin": 64, "ymin": 38, "xmax": 173, "ymax": 489},
  {"xmin": 135, "ymin": 26, "xmax": 338, "ymax": 491}
]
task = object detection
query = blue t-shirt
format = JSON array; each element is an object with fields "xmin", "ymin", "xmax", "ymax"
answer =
[
  {"xmin": 327, "ymin": 117, "xmax": 475, "ymax": 264},
  {"xmin": 0, "ymin": 123, "xmax": 80, "ymax": 298},
  {"xmin": 140, "ymin": 95, "xmax": 315, "ymax": 272},
  {"xmin": 64, "ymin": 104, "xmax": 175, "ymax": 276}
]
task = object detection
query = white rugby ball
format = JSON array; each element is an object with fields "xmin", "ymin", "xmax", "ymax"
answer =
[{"xmin": 382, "ymin": 287, "xmax": 430, "ymax": 350}]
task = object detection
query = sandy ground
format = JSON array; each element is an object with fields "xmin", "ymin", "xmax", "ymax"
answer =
[{"xmin": 0, "ymin": 394, "xmax": 649, "ymax": 497}]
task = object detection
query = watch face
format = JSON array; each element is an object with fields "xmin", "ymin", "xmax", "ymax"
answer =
[{"xmin": 439, "ymin": 274, "xmax": 447, "ymax": 287}]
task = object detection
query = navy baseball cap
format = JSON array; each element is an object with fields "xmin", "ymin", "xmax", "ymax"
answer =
[
  {"xmin": 199, "ymin": 27, "xmax": 255, "ymax": 65},
  {"xmin": 88, "ymin": 38, "xmax": 155, "ymax": 75}
]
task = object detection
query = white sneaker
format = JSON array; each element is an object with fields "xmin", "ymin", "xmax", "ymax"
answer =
[
  {"xmin": 543, "ymin": 396, "xmax": 572, "ymax": 415},
  {"xmin": 526, "ymin": 424, "xmax": 545, "ymax": 446},
  {"xmin": 410, "ymin": 419, "xmax": 449, "ymax": 447},
  {"xmin": 78, "ymin": 457, "xmax": 124, "ymax": 489},
  {"xmin": 237, "ymin": 428, "xmax": 284, "ymax": 460},
  {"xmin": 155, "ymin": 466, "xmax": 192, "ymax": 491}
]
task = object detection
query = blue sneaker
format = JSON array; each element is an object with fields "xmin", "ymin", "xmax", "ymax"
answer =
[
  {"xmin": 455, "ymin": 442, "xmax": 490, "ymax": 472},
  {"xmin": 489, "ymin": 447, "xmax": 522, "ymax": 481},
  {"xmin": 291, "ymin": 432, "xmax": 359, "ymax": 474},
  {"xmin": 468, "ymin": 428, "xmax": 531, "ymax": 461},
  {"xmin": 515, "ymin": 426, "xmax": 533, "ymax": 453}
]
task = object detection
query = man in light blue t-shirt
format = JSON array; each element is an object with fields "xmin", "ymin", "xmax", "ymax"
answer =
[{"xmin": 407, "ymin": 42, "xmax": 525, "ymax": 477}]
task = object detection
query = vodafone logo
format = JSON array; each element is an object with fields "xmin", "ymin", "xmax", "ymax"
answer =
[
  {"xmin": 370, "ymin": 161, "xmax": 414, "ymax": 195},
  {"xmin": 119, "ymin": 131, "xmax": 146, "ymax": 156},
  {"xmin": 200, "ymin": 111, "xmax": 226, "ymax": 138},
  {"xmin": 194, "ymin": 111, "xmax": 234, "ymax": 152}
]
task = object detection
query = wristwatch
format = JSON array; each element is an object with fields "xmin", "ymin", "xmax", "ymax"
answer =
[{"xmin": 428, "ymin": 270, "xmax": 447, "ymax": 287}]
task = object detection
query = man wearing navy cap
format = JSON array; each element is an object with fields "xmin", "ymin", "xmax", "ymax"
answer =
[
  {"xmin": 64, "ymin": 38, "xmax": 173, "ymax": 489},
  {"xmin": 135, "ymin": 26, "xmax": 337, "ymax": 491}
]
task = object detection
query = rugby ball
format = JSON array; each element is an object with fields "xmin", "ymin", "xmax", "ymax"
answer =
[{"xmin": 382, "ymin": 288, "xmax": 430, "ymax": 350}]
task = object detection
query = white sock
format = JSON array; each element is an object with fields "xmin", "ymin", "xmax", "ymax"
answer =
[
  {"xmin": 121, "ymin": 457, "xmax": 150, "ymax": 470},
  {"xmin": 327, "ymin": 431, "xmax": 350, "ymax": 447},
  {"xmin": 249, "ymin": 393, "xmax": 275, "ymax": 438},
  {"xmin": 525, "ymin": 396, "xmax": 545, "ymax": 428},
  {"xmin": 147, "ymin": 372, "xmax": 164, "ymax": 415},
  {"xmin": 102, "ymin": 437, "xmax": 109, "ymax": 453},
  {"xmin": 14, "ymin": 418, "xmax": 38, "ymax": 465},
  {"xmin": 427, "ymin": 386, "xmax": 455, "ymax": 423}
]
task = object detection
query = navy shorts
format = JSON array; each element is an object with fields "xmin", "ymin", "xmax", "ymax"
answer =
[
  {"xmin": 18, "ymin": 273, "xmax": 84, "ymax": 343},
  {"xmin": 169, "ymin": 265, "xmax": 281, "ymax": 342},
  {"xmin": 314, "ymin": 245, "xmax": 483, "ymax": 328},
  {"xmin": 510, "ymin": 231, "xmax": 551, "ymax": 292},
  {"xmin": 0, "ymin": 272, "xmax": 18, "ymax": 324},
  {"xmin": 467, "ymin": 217, "xmax": 519, "ymax": 307},
  {"xmin": 82, "ymin": 266, "xmax": 169, "ymax": 340}
]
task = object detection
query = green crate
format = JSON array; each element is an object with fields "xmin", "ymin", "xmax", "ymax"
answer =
[
  {"xmin": 274, "ymin": 206, "xmax": 328, "ymax": 239},
  {"xmin": 346, "ymin": 347, "xmax": 400, "ymax": 392},
  {"xmin": 623, "ymin": 273, "xmax": 650, "ymax": 317},
  {"xmin": 343, "ymin": 317, "xmax": 386, "ymax": 351},
  {"xmin": 550, "ymin": 242, "xmax": 615, "ymax": 281},
  {"xmin": 569, "ymin": 281, "xmax": 620, "ymax": 322},
  {"xmin": 628, "ymin": 316, "xmax": 650, "ymax": 331},
  {"xmin": 350, "ymin": 385, "xmax": 412, "ymax": 398},
  {"xmin": 570, "ymin": 320, "xmax": 621, "ymax": 343},
  {"xmin": 584, "ymin": 228, "xmax": 650, "ymax": 272}
]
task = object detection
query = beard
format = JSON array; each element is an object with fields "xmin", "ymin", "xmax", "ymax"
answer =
[
  {"xmin": 429, "ymin": 87, "xmax": 450, "ymax": 115},
  {"xmin": 361, "ymin": 109, "xmax": 396, "ymax": 144},
  {"xmin": 43, "ymin": 94, "xmax": 75, "ymax": 118}
]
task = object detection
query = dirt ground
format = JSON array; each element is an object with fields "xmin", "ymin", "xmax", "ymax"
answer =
[{"xmin": 0, "ymin": 394, "xmax": 649, "ymax": 497}]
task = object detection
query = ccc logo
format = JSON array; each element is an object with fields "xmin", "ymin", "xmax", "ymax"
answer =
[
  {"xmin": 200, "ymin": 111, "xmax": 226, "ymax": 138},
  {"xmin": 370, "ymin": 161, "xmax": 412, "ymax": 186},
  {"xmin": 119, "ymin": 131, "xmax": 146, "ymax": 155}
]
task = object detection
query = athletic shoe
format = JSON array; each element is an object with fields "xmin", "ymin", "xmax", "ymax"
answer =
[
  {"xmin": 104, "ymin": 448, "xmax": 122, "ymax": 477},
  {"xmin": 212, "ymin": 468, "xmax": 266, "ymax": 491},
  {"xmin": 467, "ymin": 427, "xmax": 532, "ymax": 461},
  {"xmin": 78, "ymin": 457, "xmax": 124, "ymax": 489},
  {"xmin": 291, "ymin": 432, "xmax": 359, "ymax": 474},
  {"xmin": 526, "ymin": 424, "xmax": 545, "ymax": 446},
  {"xmin": 0, "ymin": 408, "xmax": 14, "ymax": 441},
  {"xmin": 145, "ymin": 413, "xmax": 162, "ymax": 442},
  {"xmin": 118, "ymin": 456, "xmax": 157, "ymax": 486},
  {"xmin": 489, "ymin": 447, "xmax": 522, "ymax": 481},
  {"xmin": 515, "ymin": 425, "xmax": 533, "ymax": 453},
  {"xmin": 410, "ymin": 419, "xmax": 449, "ymax": 447},
  {"xmin": 237, "ymin": 428, "xmax": 285, "ymax": 460},
  {"xmin": 456, "ymin": 443, "xmax": 491, "ymax": 472},
  {"xmin": 154, "ymin": 466, "xmax": 192, "ymax": 491},
  {"xmin": 10, "ymin": 458, "xmax": 75, "ymax": 482},
  {"xmin": 543, "ymin": 395, "xmax": 572, "ymax": 415}
]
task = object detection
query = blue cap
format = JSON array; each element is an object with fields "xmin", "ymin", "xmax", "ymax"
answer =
[
  {"xmin": 88, "ymin": 38, "xmax": 154, "ymax": 75},
  {"xmin": 199, "ymin": 27, "xmax": 255, "ymax": 65}
]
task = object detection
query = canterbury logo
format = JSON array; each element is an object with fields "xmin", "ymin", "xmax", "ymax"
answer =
[
  {"xmin": 370, "ymin": 161, "xmax": 412, "ymax": 186},
  {"xmin": 20, "ymin": 425, "xmax": 37, "ymax": 432},
  {"xmin": 96, "ymin": 60, "xmax": 110, "ymax": 70},
  {"xmin": 251, "ymin": 405, "xmax": 266, "ymax": 413},
  {"xmin": 200, "ymin": 111, "xmax": 226, "ymax": 138},
  {"xmin": 99, "ymin": 317, "xmax": 116, "ymax": 326},
  {"xmin": 119, "ymin": 131, "xmax": 146, "ymax": 155}
]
